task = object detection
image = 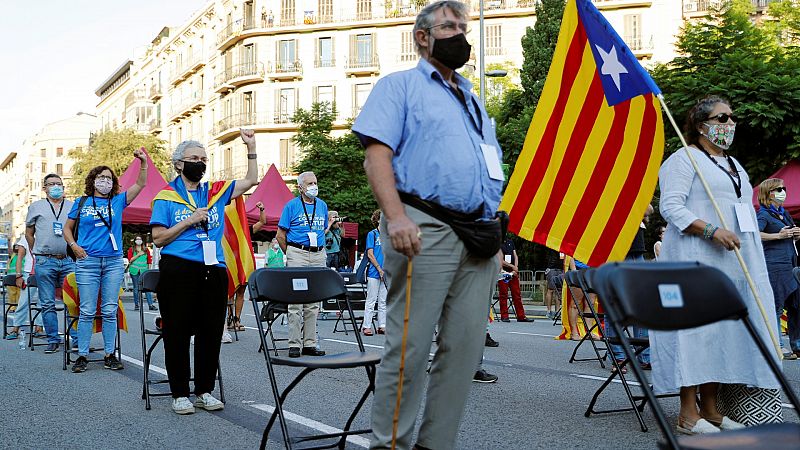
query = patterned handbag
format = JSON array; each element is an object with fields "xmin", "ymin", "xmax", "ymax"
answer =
[{"xmin": 717, "ymin": 384, "xmax": 783, "ymax": 425}]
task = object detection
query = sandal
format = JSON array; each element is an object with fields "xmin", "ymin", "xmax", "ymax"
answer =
[
  {"xmin": 235, "ymin": 323, "xmax": 245, "ymax": 332},
  {"xmin": 362, "ymin": 329, "xmax": 374, "ymax": 336},
  {"xmin": 610, "ymin": 364, "xmax": 627, "ymax": 374},
  {"xmin": 676, "ymin": 417, "xmax": 720, "ymax": 435},
  {"xmin": 704, "ymin": 416, "xmax": 745, "ymax": 431},
  {"xmin": 569, "ymin": 333, "xmax": 581, "ymax": 341},
  {"xmin": 377, "ymin": 328, "xmax": 385, "ymax": 335}
]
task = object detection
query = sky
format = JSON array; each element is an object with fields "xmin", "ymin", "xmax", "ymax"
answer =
[{"xmin": 0, "ymin": 0, "xmax": 205, "ymax": 153}]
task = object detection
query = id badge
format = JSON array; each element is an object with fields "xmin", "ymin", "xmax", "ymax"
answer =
[
  {"xmin": 308, "ymin": 232, "xmax": 318, "ymax": 248},
  {"xmin": 202, "ymin": 241, "xmax": 220, "ymax": 265},
  {"xmin": 53, "ymin": 222, "xmax": 63, "ymax": 237},
  {"xmin": 109, "ymin": 233, "xmax": 118, "ymax": 251},
  {"xmin": 734, "ymin": 203, "xmax": 757, "ymax": 233}
]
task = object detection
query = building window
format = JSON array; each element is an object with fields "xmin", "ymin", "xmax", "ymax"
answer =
[
  {"xmin": 56, "ymin": 164, "xmax": 63, "ymax": 176},
  {"xmin": 281, "ymin": 0, "xmax": 295, "ymax": 26},
  {"xmin": 318, "ymin": 0, "xmax": 334, "ymax": 23},
  {"xmin": 41, "ymin": 162, "xmax": 47, "ymax": 173},
  {"xmin": 315, "ymin": 85, "xmax": 335, "ymax": 108},
  {"xmin": 276, "ymin": 88, "xmax": 298, "ymax": 123},
  {"xmin": 400, "ymin": 31, "xmax": 416, "ymax": 62},
  {"xmin": 356, "ymin": 0, "xmax": 372, "ymax": 20},
  {"xmin": 242, "ymin": 91, "xmax": 255, "ymax": 119},
  {"xmin": 243, "ymin": 0, "xmax": 255, "ymax": 29},
  {"xmin": 56, "ymin": 147, "xmax": 63, "ymax": 157},
  {"xmin": 279, "ymin": 138, "xmax": 296, "ymax": 175},
  {"xmin": 624, "ymin": 14, "xmax": 642, "ymax": 50},
  {"xmin": 40, "ymin": 148, "xmax": 46, "ymax": 158},
  {"xmin": 277, "ymin": 39, "xmax": 297, "ymax": 71},
  {"xmin": 316, "ymin": 37, "xmax": 335, "ymax": 67},
  {"xmin": 486, "ymin": 25, "xmax": 503, "ymax": 56},
  {"xmin": 352, "ymin": 83, "xmax": 372, "ymax": 117},
  {"xmin": 349, "ymin": 33, "xmax": 376, "ymax": 68}
]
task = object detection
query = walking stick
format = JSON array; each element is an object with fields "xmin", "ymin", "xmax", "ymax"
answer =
[
  {"xmin": 659, "ymin": 94, "xmax": 783, "ymax": 359},
  {"xmin": 391, "ymin": 260, "xmax": 413, "ymax": 450}
]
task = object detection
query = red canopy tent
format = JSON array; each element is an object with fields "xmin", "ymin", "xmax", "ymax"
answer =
[
  {"xmin": 118, "ymin": 152, "xmax": 169, "ymax": 224},
  {"xmin": 244, "ymin": 164, "xmax": 295, "ymax": 230},
  {"xmin": 751, "ymin": 159, "xmax": 800, "ymax": 219}
]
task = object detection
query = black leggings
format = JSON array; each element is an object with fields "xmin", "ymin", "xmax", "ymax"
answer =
[{"xmin": 157, "ymin": 254, "xmax": 228, "ymax": 398}]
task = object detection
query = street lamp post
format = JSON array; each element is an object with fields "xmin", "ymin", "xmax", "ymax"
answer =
[{"xmin": 479, "ymin": 0, "xmax": 486, "ymax": 104}]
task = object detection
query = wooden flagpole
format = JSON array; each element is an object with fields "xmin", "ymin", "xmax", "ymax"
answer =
[
  {"xmin": 391, "ymin": 260, "xmax": 414, "ymax": 450},
  {"xmin": 658, "ymin": 94, "xmax": 783, "ymax": 359}
]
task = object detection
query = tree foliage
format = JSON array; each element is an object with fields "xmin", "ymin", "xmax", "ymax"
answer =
[
  {"xmin": 651, "ymin": 0, "xmax": 800, "ymax": 183},
  {"xmin": 292, "ymin": 103, "xmax": 378, "ymax": 240},
  {"xmin": 68, "ymin": 129, "xmax": 170, "ymax": 196}
]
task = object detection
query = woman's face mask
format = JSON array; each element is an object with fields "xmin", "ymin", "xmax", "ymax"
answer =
[
  {"xmin": 94, "ymin": 177, "xmax": 113, "ymax": 195},
  {"xmin": 702, "ymin": 122, "xmax": 736, "ymax": 150},
  {"xmin": 135, "ymin": 239, "xmax": 143, "ymax": 245}
]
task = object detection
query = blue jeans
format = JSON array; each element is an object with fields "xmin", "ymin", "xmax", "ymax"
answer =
[
  {"xmin": 13, "ymin": 271, "xmax": 42, "ymax": 328},
  {"xmin": 34, "ymin": 256, "xmax": 76, "ymax": 344},
  {"xmin": 75, "ymin": 256, "xmax": 124, "ymax": 356},
  {"xmin": 130, "ymin": 272, "xmax": 154, "ymax": 307}
]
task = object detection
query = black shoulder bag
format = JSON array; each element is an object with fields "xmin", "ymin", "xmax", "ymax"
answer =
[{"xmin": 66, "ymin": 196, "xmax": 88, "ymax": 261}]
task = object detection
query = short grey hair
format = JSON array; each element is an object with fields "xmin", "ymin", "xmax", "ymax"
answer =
[
  {"xmin": 297, "ymin": 171, "xmax": 315, "ymax": 187},
  {"xmin": 413, "ymin": 0, "xmax": 471, "ymax": 56},
  {"xmin": 172, "ymin": 140, "xmax": 205, "ymax": 165}
]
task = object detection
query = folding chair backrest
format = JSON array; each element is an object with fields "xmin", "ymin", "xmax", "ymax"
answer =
[
  {"xmin": 564, "ymin": 270, "xmax": 581, "ymax": 288},
  {"xmin": 249, "ymin": 267, "xmax": 347, "ymax": 305},
  {"xmin": 592, "ymin": 262, "xmax": 748, "ymax": 331},
  {"xmin": 339, "ymin": 272, "xmax": 360, "ymax": 286},
  {"xmin": 580, "ymin": 269, "xmax": 599, "ymax": 294},
  {"xmin": 3, "ymin": 274, "xmax": 16, "ymax": 287},
  {"xmin": 27, "ymin": 275, "xmax": 37, "ymax": 288},
  {"xmin": 139, "ymin": 270, "xmax": 160, "ymax": 293}
]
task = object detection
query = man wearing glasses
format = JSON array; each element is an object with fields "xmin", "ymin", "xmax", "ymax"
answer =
[
  {"xmin": 353, "ymin": 2, "xmax": 504, "ymax": 448},
  {"xmin": 22, "ymin": 173, "xmax": 76, "ymax": 353}
]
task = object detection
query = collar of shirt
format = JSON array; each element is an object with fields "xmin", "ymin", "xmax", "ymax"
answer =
[{"xmin": 416, "ymin": 58, "xmax": 474, "ymax": 92}]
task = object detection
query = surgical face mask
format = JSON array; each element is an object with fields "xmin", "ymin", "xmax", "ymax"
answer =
[
  {"xmin": 305, "ymin": 185, "xmax": 319, "ymax": 198},
  {"xmin": 272, "ymin": 243, "xmax": 279, "ymax": 250},
  {"xmin": 135, "ymin": 239, "xmax": 143, "ymax": 245},
  {"xmin": 48, "ymin": 185, "xmax": 64, "ymax": 199},
  {"xmin": 181, "ymin": 160, "xmax": 206, "ymax": 182},
  {"xmin": 94, "ymin": 178, "xmax": 113, "ymax": 195},
  {"xmin": 430, "ymin": 32, "xmax": 472, "ymax": 71},
  {"xmin": 774, "ymin": 191, "xmax": 787, "ymax": 203},
  {"xmin": 702, "ymin": 122, "xmax": 736, "ymax": 150}
]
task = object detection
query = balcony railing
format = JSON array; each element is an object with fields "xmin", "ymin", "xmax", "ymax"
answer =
[
  {"xmin": 682, "ymin": 0, "xmax": 723, "ymax": 14},
  {"xmin": 274, "ymin": 112, "xmax": 295, "ymax": 124},
  {"xmin": 169, "ymin": 92, "xmax": 204, "ymax": 121},
  {"xmin": 212, "ymin": 164, "xmax": 248, "ymax": 181},
  {"xmin": 149, "ymin": 85, "xmax": 163, "ymax": 101},
  {"xmin": 485, "ymin": 47, "xmax": 507, "ymax": 56},
  {"xmin": 267, "ymin": 60, "xmax": 303, "ymax": 80},
  {"xmin": 212, "ymin": 112, "xmax": 269, "ymax": 138},
  {"xmin": 213, "ymin": 62, "xmax": 265, "ymax": 92},
  {"xmin": 148, "ymin": 118, "xmax": 162, "ymax": 133},
  {"xmin": 345, "ymin": 55, "xmax": 380, "ymax": 74},
  {"xmin": 170, "ymin": 53, "xmax": 205, "ymax": 85},
  {"xmin": 623, "ymin": 35, "xmax": 654, "ymax": 52},
  {"xmin": 314, "ymin": 58, "xmax": 336, "ymax": 68},
  {"xmin": 217, "ymin": 20, "xmax": 257, "ymax": 47}
]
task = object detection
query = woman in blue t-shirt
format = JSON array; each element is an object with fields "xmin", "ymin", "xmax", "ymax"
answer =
[
  {"xmin": 150, "ymin": 130, "xmax": 259, "ymax": 415},
  {"xmin": 63, "ymin": 149, "xmax": 148, "ymax": 373},
  {"xmin": 362, "ymin": 210, "xmax": 386, "ymax": 336}
]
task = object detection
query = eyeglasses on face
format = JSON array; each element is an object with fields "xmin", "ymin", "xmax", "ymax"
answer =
[
  {"xmin": 181, "ymin": 157, "xmax": 209, "ymax": 163},
  {"xmin": 45, "ymin": 182, "xmax": 63, "ymax": 187},
  {"xmin": 704, "ymin": 113, "xmax": 737, "ymax": 124},
  {"xmin": 772, "ymin": 187, "xmax": 787, "ymax": 193},
  {"xmin": 428, "ymin": 21, "xmax": 470, "ymax": 34},
  {"xmin": 96, "ymin": 175, "xmax": 113, "ymax": 181}
]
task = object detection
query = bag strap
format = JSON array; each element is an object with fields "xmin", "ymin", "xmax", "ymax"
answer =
[{"xmin": 73, "ymin": 196, "xmax": 88, "ymax": 244}]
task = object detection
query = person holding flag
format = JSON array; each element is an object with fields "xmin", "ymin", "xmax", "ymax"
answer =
[{"xmin": 150, "ymin": 130, "xmax": 259, "ymax": 415}]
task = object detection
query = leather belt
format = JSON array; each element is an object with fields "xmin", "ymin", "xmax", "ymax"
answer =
[
  {"xmin": 287, "ymin": 242, "xmax": 324, "ymax": 252},
  {"xmin": 34, "ymin": 253, "xmax": 67, "ymax": 260}
]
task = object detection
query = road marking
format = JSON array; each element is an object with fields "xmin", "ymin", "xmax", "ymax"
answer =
[
  {"xmin": 324, "ymin": 338, "xmax": 384, "ymax": 350},
  {"xmin": 120, "ymin": 353, "xmax": 373, "ymax": 443},
  {"xmin": 249, "ymin": 403, "xmax": 370, "ymax": 448},
  {"xmin": 571, "ymin": 374, "xmax": 796, "ymax": 409},
  {"xmin": 507, "ymin": 331, "xmax": 558, "ymax": 338}
]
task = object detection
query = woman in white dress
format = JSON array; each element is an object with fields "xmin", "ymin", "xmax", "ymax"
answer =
[
  {"xmin": 654, "ymin": 96, "xmax": 780, "ymax": 435},
  {"xmin": 653, "ymin": 226, "xmax": 665, "ymax": 260}
]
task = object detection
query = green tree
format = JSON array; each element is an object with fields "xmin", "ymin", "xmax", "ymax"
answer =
[
  {"xmin": 68, "ymin": 129, "xmax": 170, "ymax": 196},
  {"xmin": 651, "ymin": 0, "xmax": 800, "ymax": 182},
  {"xmin": 767, "ymin": 0, "xmax": 800, "ymax": 46},
  {"xmin": 292, "ymin": 103, "xmax": 378, "ymax": 240}
]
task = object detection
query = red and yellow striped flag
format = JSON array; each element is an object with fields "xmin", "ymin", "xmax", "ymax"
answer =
[
  {"xmin": 500, "ymin": 0, "xmax": 664, "ymax": 266},
  {"xmin": 222, "ymin": 196, "xmax": 255, "ymax": 298}
]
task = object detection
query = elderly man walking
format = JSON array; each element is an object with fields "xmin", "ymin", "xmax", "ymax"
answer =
[
  {"xmin": 353, "ymin": 2, "xmax": 505, "ymax": 448},
  {"xmin": 276, "ymin": 171, "xmax": 328, "ymax": 358}
]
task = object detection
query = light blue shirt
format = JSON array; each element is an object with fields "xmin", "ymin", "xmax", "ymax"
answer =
[
  {"xmin": 278, "ymin": 197, "xmax": 329, "ymax": 246},
  {"xmin": 352, "ymin": 59, "xmax": 503, "ymax": 218}
]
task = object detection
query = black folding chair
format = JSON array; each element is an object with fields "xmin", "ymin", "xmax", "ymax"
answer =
[
  {"xmin": 564, "ymin": 270, "xmax": 608, "ymax": 367},
  {"xmin": 249, "ymin": 267, "xmax": 381, "ymax": 450},
  {"xmin": 491, "ymin": 277, "xmax": 519, "ymax": 321},
  {"xmin": 138, "ymin": 269, "xmax": 226, "ymax": 410},
  {"xmin": 258, "ymin": 300, "xmax": 289, "ymax": 356},
  {"xmin": 2, "ymin": 274, "xmax": 16, "ymax": 338},
  {"xmin": 334, "ymin": 272, "xmax": 364, "ymax": 335},
  {"xmin": 592, "ymin": 261, "xmax": 800, "ymax": 449},
  {"xmin": 27, "ymin": 274, "xmax": 65, "ymax": 351},
  {"xmin": 63, "ymin": 278, "xmax": 122, "ymax": 370}
]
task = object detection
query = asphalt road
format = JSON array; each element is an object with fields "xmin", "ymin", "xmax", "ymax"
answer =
[{"xmin": 2, "ymin": 295, "xmax": 798, "ymax": 449}]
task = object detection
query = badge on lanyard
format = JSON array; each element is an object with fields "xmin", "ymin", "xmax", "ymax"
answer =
[
  {"xmin": 202, "ymin": 241, "xmax": 219, "ymax": 265},
  {"xmin": 53, "ymin": 222, "xmax": 63, "ymax": 237},
  {"xmin": 308, "ymin": 232, "xmax": 318, "ymax": 248}
]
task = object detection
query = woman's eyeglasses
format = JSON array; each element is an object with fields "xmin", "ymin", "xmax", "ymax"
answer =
[
  {"xmin": 96, "ymin": 175, "xmax": 113, "ymax": 181},
  {"xmin": 704, "ymin": 113, "xmax": 737, "ymax": 124},
  {"xmin": 772, "ymin": 187, "xmax": 787, "ymax": 193}
]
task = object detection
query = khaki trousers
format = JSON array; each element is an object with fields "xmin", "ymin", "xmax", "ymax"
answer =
[
  {"xmin": 285, "ymin": 246, "xmax": 327, "ymax": 348},
  {"xmin": 370, "ymin": 206, "xmax": 499, "ymax": 450}
]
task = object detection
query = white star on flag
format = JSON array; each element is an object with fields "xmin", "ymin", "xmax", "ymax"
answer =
[{"xmin": 595, "ymin": 44, "xmax": 628, "ymax": 91}]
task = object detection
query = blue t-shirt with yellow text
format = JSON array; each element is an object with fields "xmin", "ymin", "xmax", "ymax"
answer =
[
  {"xmin": 278, "ymin": 197, "xmax": 328, "ymax": 246},
  {"xmin": 67, "ymin": 193, "xmax": 128, "ymax": 257}
]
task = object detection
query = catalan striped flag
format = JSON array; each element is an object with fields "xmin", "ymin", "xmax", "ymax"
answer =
[
  {"xmin": 500, "ymin": 0, "xmax": 664, "ymax": 266},
  {"xmin": 222, "ymin": 196, "xmax": 255, "ymax": 298},
  {"xmin": 62, "ymin": 272, "xmax": 127, "ymax": 333}
]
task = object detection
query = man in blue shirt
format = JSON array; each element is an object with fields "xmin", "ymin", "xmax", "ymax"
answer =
[
  {"xmin": 352, "ymin": 2, "xmax": 503, "ymax": 448},
  {"xmin": 276, "ymin": 171, "xmax": 328, "ymax": 358}
]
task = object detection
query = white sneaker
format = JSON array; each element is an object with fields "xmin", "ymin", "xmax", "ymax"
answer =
[
  {"xmin": 194, "ymin": 393, "xmax": 224, "ymax": 411},
  {"xmin": 172, "ymin": 397, "xmax": 195, "ymax": 415},
  {"xmin": 221, "ymin": 331, "xmax": 233, "ymax": 344}
]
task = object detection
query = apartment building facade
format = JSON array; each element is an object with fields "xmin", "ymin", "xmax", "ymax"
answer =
[{"xmin": 91, "ymin": 0, "xmax": 691, "ymax": 185}]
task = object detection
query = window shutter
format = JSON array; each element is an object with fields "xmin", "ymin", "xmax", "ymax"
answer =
[
  {"xmin": 275, "ymin": 89, "xmax": 281, "ymax": 121},
  {"xmin": 349, "ymin": 34, "xmax": 356, "ymax": 65}
]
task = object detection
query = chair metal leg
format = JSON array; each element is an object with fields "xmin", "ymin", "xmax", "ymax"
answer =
[{"xmin": 217, "ymin": 358, "xmax": 226, "ymax": 403}]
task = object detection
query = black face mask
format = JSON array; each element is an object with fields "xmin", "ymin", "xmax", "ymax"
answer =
[
  {"xmin": 181, "ymin": 160, "xmax": 206, "ymax": 182},
  {"xmin": 431, "ymin": 33, "xmax": 471, "ymax": 71}
]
